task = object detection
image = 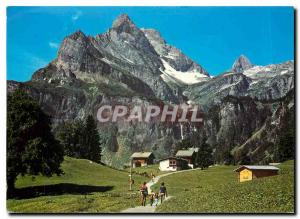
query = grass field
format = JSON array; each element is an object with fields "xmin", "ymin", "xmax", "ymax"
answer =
[
  {"xmin": 7, "ymin": 158, "xmax": 295, "ymax": 213},
  {"xmin": 153, "ymin": 160, "xmax": 294, "ymax": 213},
  {"xmin": 7, "ymin": 157, "xmax": 148, "ymax": 213},
  {"xmin": 125, "ymin": 164, "xmax": 169, "ymax": 177}
]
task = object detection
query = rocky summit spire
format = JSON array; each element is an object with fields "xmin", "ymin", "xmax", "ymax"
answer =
[
  {"xmin": 232, "ymin": 55, "xmax": 253, "ymax": 73},
  {"xmin": 112, "ymin": 14, "xmax": 137, "ymax": 33},
  {"xmin": 68, "ymin": 30, "xmax": 86, "ymax": 41}
]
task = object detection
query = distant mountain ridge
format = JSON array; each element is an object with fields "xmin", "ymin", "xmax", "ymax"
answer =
[{"xmin": 186, "ymin": 58, "xmax": 294, "ymax": 108}]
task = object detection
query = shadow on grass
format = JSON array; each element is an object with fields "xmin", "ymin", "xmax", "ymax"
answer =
[{"xmin": 8, "ymin": 183, "xmax": 114, "ymax": 199}]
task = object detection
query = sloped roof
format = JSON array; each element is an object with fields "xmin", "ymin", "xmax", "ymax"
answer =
[
  {"xmin": 158, "ymin": 157, "xmax": 188, "ymax": 162},
  {"xmin": 234, "ymin": 165, "xmax": 279, "ymax": 172},
  {"xmin": 188, "ymin": 147, "xmax": 199, "ymax": 153},
  {"xmin": 176, "ymin": 150, "xmax": 195, "ymax": 157},
  {"xmin": 131, "ymin": 152, "xmax": 153, "ymax": 158}
]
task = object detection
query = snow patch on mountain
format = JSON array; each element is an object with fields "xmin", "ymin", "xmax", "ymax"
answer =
[
  {"xmin": 101, "ymin": 58, "xmax": 113, "ymax": 65},
  {"xmin": 121, "ymin": 56, "xmax": 134, "ymax": 64},
  {"xmin": 223, "ymin": 72, "xmax": 238, "ymax": 77},
  {"xmin": 243, "ymin": 66, "xmax": 264, "ymax": 78},
  {"xmin": 281, "ymin": 70, "xmax": 289, "ymax": 75},
  {"xmin": 249, "ymin": 80, "xmax": 259, "ymax": 87},
  {"xmin": 243, "ymin": 66, "xmax": 273, "ymax": 79},
  {"xmin": 218, "ymin": 81, "xmax": 240, "ymax": 92},
  {"xmin": 160, "ymin": 59, "xmax": 209, "ymax": 85}
]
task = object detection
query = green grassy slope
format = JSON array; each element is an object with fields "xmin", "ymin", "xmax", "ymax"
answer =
[
  {"xmin": 7, "ymin": 157, "xmax": 148, "ymax": 213},
  {"xmin": 125, "ymin": 164, "xmax": 169, "ymax": 177},
  {"xmin": 154, "ymin": 161, "xmax": 294, "ymax": 213}
]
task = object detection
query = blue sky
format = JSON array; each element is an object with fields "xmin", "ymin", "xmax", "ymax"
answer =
[{"xmin": 7, "ymin": 6, "xmax": 294, "ymax": 81}]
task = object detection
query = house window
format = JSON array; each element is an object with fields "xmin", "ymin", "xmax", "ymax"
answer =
[{"xmin": 170, "ymin": 160, "xmax": 176, "ymax": 166}]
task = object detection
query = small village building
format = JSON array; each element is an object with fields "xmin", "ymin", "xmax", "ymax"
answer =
[
  {"xmin": 176, "ymin": 150, "xmax": 196, "ymax": 168},
  {"xmin": 159, "ymin": 157, "xmax": 189, "ymax": 171},
  {"xmin": 130, "ymin": 152, "xmax": 154, "ymax": 168},
  {"xmin": 234, "ymin": 165, "xmax": 280, "ymax": 182},
  {"xmin": 188, "ymin": 147, "xmax": 199, "ymax": 153},
  {"xmin": 269, "ymin": 162, "xmax": 281, "ymax": 166}
]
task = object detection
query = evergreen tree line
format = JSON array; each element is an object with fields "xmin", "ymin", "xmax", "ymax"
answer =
[
  {"xmin": 56, "ymin": 116, "xmax": 102, "ymax": 163},
  {"xmin": 274, "ymin": 105, "xmax": 295, "ymax": 162}
]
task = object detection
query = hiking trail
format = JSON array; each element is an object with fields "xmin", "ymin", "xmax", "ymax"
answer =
[{"xmin": 121, "ymin": 168, "xmax": 198, "ymax": 213}]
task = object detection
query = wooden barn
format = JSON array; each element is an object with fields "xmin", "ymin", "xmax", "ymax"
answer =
[
  {"xmin": 234, "ymin": 165, "xmax": 280, "ymax": 182},
  {"xmin": 176, "ymin": 150, "xmax": 196, "ymax": 168},
  {"xmin": 159, "ymin": 157, "xmax": 189, "ymax": 172},
  {"xmin": 130, "ymin": 152, "xmax": 154, "ymax": 168}
]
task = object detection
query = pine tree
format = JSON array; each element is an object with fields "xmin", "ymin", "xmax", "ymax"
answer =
[
  {"xmin": 56, "ymin": 116, "xmax": 102, "ymax": 163},
  {"xmin": 276, "ymin": 128, "xmax": 295, "ymax": 162},
  {"xmin": 177, "ymin": 138, "xmax": 192, "ymax": 150},
  {"xmin": 82, "ymin": 115, "xmax": 102, "ymax": 163},
  {"xmin": 56, "ymin": 120, "xmax": 83, "ymax": 158},
  {"xmin": 7, "ymin": 89, "xmax": 64, "ymax": 196},
  {"xmin": 274, "ymin": 106, "xmax": 295, "ymax": 162},
  {"xmin": 196, "ymin": 138, "xmax": 213, "ymax": 170}
]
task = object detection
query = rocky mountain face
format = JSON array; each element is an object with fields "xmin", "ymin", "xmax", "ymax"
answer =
[
  {"xmin": 186, "ymin": 59, "xmax": 294, "ymax": 109},
  {"xmin": 244, "ymin": 61, "xmax": 294, "ymax": 100},
  {"xmin": 189, "ymin": 57, "xmax": 294, "ymax": 164},
  {"xmin": 231, "ymin": 90, "xmax": 295, "ymax": 164},
  {"xmin": 7, "ymin": 14, "xmax": 294, "ymax": 167},
  {"xmin": 205, "ymin": 90, "xmax": 294, "ymax": 164},
  {"xmin": 232, "ymin": 54, "xmax": 253, "ymax": 73},
  {"xmin": 142, "ymin": 28, "xmax": 209, "ymax": 85}
]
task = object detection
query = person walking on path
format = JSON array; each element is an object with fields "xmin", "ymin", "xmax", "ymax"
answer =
[
  {"xmin": 140, "ymin": 182, "xmax": 148, "ymax": 206},
  {"xmin": 150, "ymin": 172, "xmax": 155, "ymax": 182},
  {"xmin": 149, "ymin": 193, "xmax": 154, "ymax": 206},
  {"xmin": 153, "ymin": 192, "xmax": 159, "ymax": 206},
  {"xmin": 159, "ymin": 182, "xmax": 167, "ymax": 203}
]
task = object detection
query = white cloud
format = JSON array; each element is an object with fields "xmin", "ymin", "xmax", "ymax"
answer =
[
  {"xmin": 49, "ymin": 42, "xmax": 59, "ymax": 49},
  {"xmin": 72, "ymin": 11, "xmax": 82, "ymax": 21}
]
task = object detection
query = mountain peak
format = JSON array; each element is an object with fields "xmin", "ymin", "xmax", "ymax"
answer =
[
  {"xmin": 232, "ymin": 54, "xmax": 253, "ymax": 73},
  {"xmin": 141, "ymin": 28, "xmax": 166, "ymax": 45},
  {"xmin": 112, "ymin": 14, "xmax": 137, "ymax": 33},
  {"xmin": 68, "ymin": 30, "xmax": 86, "ymax": 41}
]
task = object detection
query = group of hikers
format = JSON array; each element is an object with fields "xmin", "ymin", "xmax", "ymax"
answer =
[{"xmin": 140, "ymin": 181, "xmax": 167, "ymax": 207}]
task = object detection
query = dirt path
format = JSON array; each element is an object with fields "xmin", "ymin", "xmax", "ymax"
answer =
[
  {"xmin": 120, "ymin": 196, "xmax": 173, "ymax": 213},
  {"xmin": 121, "ymin": 168, "xmax": 198, "ymax": 213}
]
